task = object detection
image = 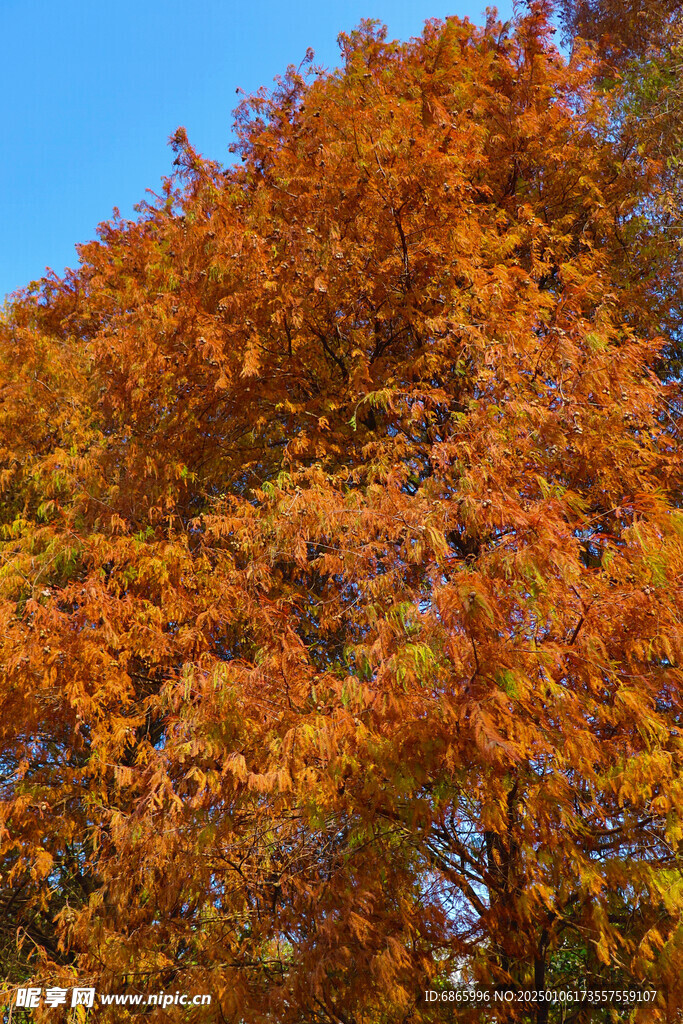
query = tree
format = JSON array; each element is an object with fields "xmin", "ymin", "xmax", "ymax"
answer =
[
  {"xmin": 557, "ymin": 0, "xmax": 681, "ymax": 66},
  {"xmin": 556, "ymin": 0, "xmax": 683, "ymax": 378},
  {"xmin": 1, "ymin": 6, "xmax": 682, "ymax": 1022}
]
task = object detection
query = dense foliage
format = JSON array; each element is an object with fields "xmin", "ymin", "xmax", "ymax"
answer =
[{"xmin": 1, "ymin": 3, "xmax": 682, "ymax": 1021}]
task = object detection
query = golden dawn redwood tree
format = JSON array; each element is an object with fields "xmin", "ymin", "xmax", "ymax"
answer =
[{"xmin": 1, "ymin": 5, "xmax": 683, "ymax": 1022}]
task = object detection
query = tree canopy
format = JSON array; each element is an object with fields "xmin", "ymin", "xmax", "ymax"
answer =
[{"xmin": 1, "ymin": 3, "xmax": 682, "ymax": 1021}]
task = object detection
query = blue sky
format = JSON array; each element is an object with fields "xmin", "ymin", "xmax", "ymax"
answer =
[{"xmin": 1, "ymin": 0, "xmax": 514, "ymax": 301}]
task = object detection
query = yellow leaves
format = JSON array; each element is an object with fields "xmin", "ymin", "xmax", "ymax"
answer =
[
  {"xmin": 390, "ymin": 642, "xmax": 437, "ymax": 692},
  {"xmin": 108, "ymin": 513, "xmax": 127, "ymax": 533},
  {"xmin": 293, "ymin": 533, "xmax": 307, "ymax": 566},
  {"xmin": 495, "ymin": 668, "xmax": 520, "ymax": 699},
  {"xmin": 240, "ymin": 333, "xmax": 261, "ymax": 378},
  {"xmin": 348, "ymin": 910, "xmax": 373, "ymax": 942},
  {"xmin": 595, "ymin": 933, "xmax": 613, "ymax": 966},
  {"xmin": 223, "ymin": 751, "xmax": 248, "ymax": 783},
  {"xmin": 32, "ymin": 848, "xmax": 53, "ymax": 880},
  {"xmin": 372, "ymin": 936, "xmax": 412, "ymax": 999},
  {"xmin": 637, "ymin": 925, "xmax": 666, "ymax": 963},
  {"xmin": 665, "ymin": 809, "xmax": 683, "ymax": 847},
  {"xmin": 468, "ymin": 705, "xmax": 519, "ymax": 761},
  {"xmin": 614, "ymin": 687, "xmax": 668, "ymax": 746},
  {"xmin": 655, "ymin": 633, "xmax": 676, "ymax": 664},
  {"xmin": 611, "ymin": 747, "xmax": 674, "ymax": 808},
  {"xmin": 424, "ymin": 524, "xmax": 448, "ymax": 560},
  {"xmin": 114, "ymin": 764, "xmax": 132, "ymax": 788},
  {"xmin": 247, "ymin": 768, "xmax": 292, "ymax": 793}
]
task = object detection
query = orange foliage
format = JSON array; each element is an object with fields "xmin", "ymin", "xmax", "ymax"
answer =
[{"xmin": 1, "ymin": 6, "xmax": 682, "ymax": 1022}]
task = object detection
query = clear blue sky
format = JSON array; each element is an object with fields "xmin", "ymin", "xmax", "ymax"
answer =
[{"xmin": 1, "ymin": 0, "xmax": 514, "ymax": 301}]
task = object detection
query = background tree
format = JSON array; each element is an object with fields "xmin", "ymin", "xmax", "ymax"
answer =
[
  {"xmin": 1, "ymin": 5, "xmax": 682, "ymax": 1022},
  {"xmin": 557, "ymin": 0, "xmax": 681, "ymax": 65},
  {"xmin": 556, "ymin": 0, "xmax": 683, "ymax": 380}
]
